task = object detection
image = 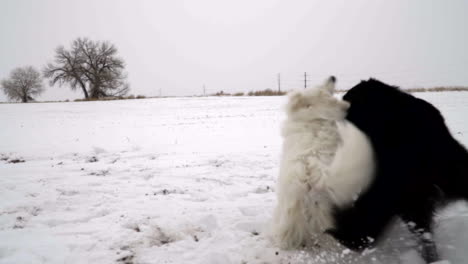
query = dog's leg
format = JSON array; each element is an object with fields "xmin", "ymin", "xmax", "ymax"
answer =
[
  {"xmin": 420, "ymin": 235, "xmax": 439, "ymax": 264},
  {"xmin": 327, "ymin": 177, "xmax": 398, "ymax": 251},
  {"xmin": 404, "ymin": 222, "xmax": 438, "ymax": 263},
  {"xmin": 400, "ymin": 204, "xmax": 439, "ymax": 264}
]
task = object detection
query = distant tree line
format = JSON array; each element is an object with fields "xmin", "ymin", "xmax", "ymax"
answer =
[
  {"xmin": 212, "ymin": 89, "xmax": 287, "ymax": 97},
  {"xmin": 1, "ymin": 37, "xmax": 129, "ymax": 103}
]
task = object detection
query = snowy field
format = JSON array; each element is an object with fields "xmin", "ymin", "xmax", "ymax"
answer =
[{"xmin": 1, "ymin": 92, "xmax": 468, "ymax": 264}]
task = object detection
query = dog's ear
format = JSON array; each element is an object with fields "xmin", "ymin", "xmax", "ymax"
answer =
[{"xmin": 322, "ymin": 76, "xmax": 337, "ymax": 94}]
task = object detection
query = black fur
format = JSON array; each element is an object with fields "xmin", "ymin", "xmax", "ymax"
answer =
[{"xmin": 327, "ymin": 79, "xmax": 468, "ymax": 263}]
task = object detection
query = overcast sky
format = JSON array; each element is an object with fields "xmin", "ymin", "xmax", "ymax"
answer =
[{"xmin": 1, "ymin": 0, "xmax": 468, "ymax": 101}]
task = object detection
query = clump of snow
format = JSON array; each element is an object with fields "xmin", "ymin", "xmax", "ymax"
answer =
[{"xmin": 0, "ymin": 93, "xmax": 467, "ymax": 263}]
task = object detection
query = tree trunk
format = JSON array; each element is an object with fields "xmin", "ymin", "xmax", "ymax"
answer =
[
  {"xmin": 81, "ymin": 85, "xmax": 89, "ymax": 99},
  {"xmin": 21, "ymin": 87, "xmax": 28, "ymax": 103},
  {"xmin": 90, "ymin": 80, "xmax": 102, "ymax": 99},
  {"xmin": 76, "ymin": 78, "xmax": 89, "ymax": 99}
]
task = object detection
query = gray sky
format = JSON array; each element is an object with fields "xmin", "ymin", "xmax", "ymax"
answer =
[{"xmin": 1, "ymin": 0, "xmax": 468, "ymax": 101}]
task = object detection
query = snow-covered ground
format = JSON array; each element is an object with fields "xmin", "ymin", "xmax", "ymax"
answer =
[{"xmin": 1, "ymin": 93, "xmax": 468, "ymax": 264}]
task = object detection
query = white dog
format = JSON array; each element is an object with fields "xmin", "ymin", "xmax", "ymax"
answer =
[{"xmin": 272, "ymin": 76, "xmax": 374, "ymax": 249}]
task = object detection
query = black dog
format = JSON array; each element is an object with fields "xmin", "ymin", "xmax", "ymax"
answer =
[{"xmin": 327, "ymin": 79, "xmax": 468, "ymax": 263}]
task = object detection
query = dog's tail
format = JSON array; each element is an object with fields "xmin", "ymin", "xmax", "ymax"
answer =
[{"xmin": 324, "ymin": 121, "xmax": 375, "ymax": 207}]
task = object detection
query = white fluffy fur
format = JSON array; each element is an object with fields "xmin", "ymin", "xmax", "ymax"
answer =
[
  {"xmin": 272, "ymin": 77, "xmax": 375, "ymax": 249},
  {"xmin": 325, "ymin": 121, "xmax": 375, "ymax": 207}
]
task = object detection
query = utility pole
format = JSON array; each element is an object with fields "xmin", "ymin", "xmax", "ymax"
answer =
[
  {"xmin": 277, "ymin": 73, "xmax": 281, "ymax": 93},
  {"xmin": 159, "ymin": 88, "xmax": 162, "ymax": 97},
  {"xmin": 203, "ymin": 84, "xmax": 206, "ymax": 96},
  {"xmin": 304, "ymin": 72, "xmax": 307, "ymax": 89}
]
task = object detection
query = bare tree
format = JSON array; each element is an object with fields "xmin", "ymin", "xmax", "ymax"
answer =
[
  {"xmin": 78, "ymin": 38, "xmax": 129, "ymax": 98},
  {"xmin": 1, "ymin": 66, "xmax": 44, "ymax": 102},
  {"xmin": 44, "ymin": 37, "xmax": 130, "ymax": 99},
  {"xmin": 44, "ymin": 43, "xmax": 89, "ymax": 98}
]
